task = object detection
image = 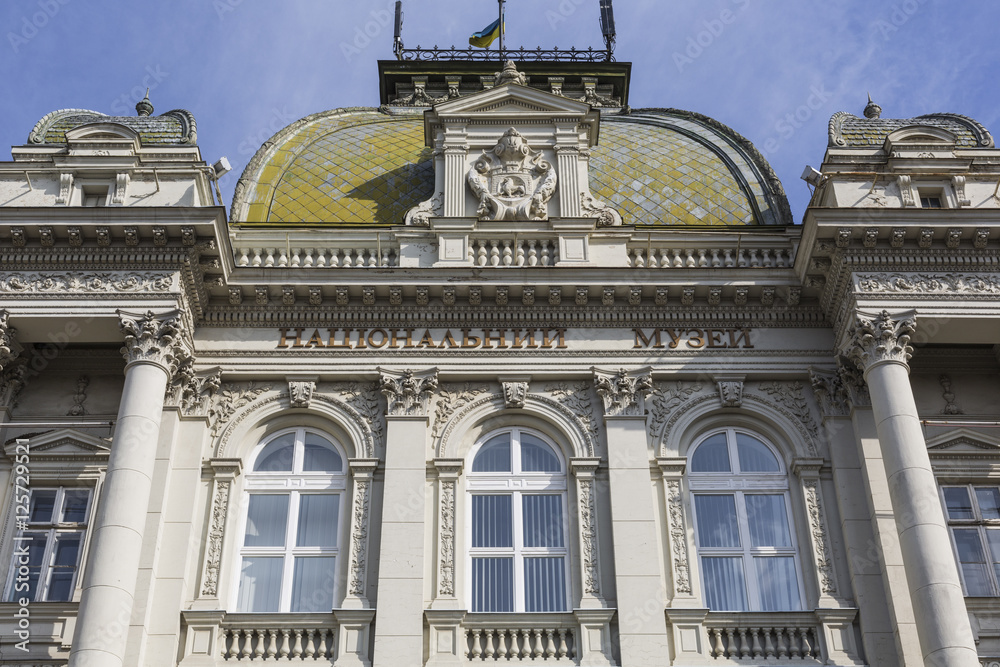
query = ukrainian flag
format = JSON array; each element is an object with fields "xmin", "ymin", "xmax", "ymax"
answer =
[{"xmin": 469, "ymin": 18, "xmax": 502, "ymax": 48}]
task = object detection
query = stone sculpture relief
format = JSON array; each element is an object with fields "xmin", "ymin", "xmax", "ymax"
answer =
[{"xmin": 467, "ymin": 128, "xmax": 557, "ymax": 222}]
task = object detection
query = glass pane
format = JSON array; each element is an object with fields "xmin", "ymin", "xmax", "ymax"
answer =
[
  {"xmin": 303, "ymin": 433, "xmax": 342, "ymax": 472},
  {"xmin": 694, "ymin": 495, "xmax": 741, "ymax": 548},
  {"xmin": 291, "ymin": 557, "xmax": 336, "ymax": 612},
  {"xmin": 745, "ymin": 495, "xmax": 792, "ymax": 547},
  {"xmin": 29, "ymin": 490, "xmax": 57, "ymax": 523},
  {"xmin": 51, "ymin": 534, "xmax": 81, "ymax": 567},
  {"xmin": 297, "ymin": 495, "xmax": 339, "ymax": 547},
  {"xmin": 736, "ymin": 433, "xmax": 780, "ymax": 472},
  {"xmin": 6, "ymin": 532, "xmax": 46, "ymax": 602},
  {"xmin": 61, "ymin": 490, "xmax": 91, "ymax": 523},
  {"xmin": 691, "ymin": 433, "xmax": 730, "ymax": 472},
  {"xmin": 701, "ymin": 557, "xmax": 747, "ymax": 611},
  {"xmin": 471, "ymin": 557, "xmax": 514, "ymax": 612},
  {"xmin": 254, "ymin": 433, "xmax": 295, "ymax": 472},
  {"xmin": 521, "ymin": 433, "xmax": 561, "ymax": 472},
  {"xmin": 523, "ymin": 495, "xmax": 564, "ymax": 548},
  {"xmin": 943, "ymin": 487, "xmax": 974, "ymax": 520},
  {"xmin": 46, "ymin": 533, "xmax": 81, "ymax": 602},
  {"xmin": 976, "ymin": 488, "xmax": 1000, "ymax": 520},
  {"xmin": 755, "ymin": 557, "xmax": 801, "ymax": 611},
  {"xmin": 954, "ymin": 529, "xmax": 992, "ymax": 595},
  {"xmin": 47, "ymin": 571, "xmax": 75, "ymax": 602},
  {"xmin": 236, "ymin": 557, "xmax": 283, "ymax": 612},
  {"xmin": 524, "ymin": 557, "xmax": 567, "ymax": 612},
  {"xmin": 472, "ymin": 434, "xmax": 511, "ymax": 473},
  {"xmin": 244, "ymin": 495, "xmax": 289, "ymax": 547},
  {"xmin": 472, "ymin": 495, "xmax": 513, "ymax": 548}
]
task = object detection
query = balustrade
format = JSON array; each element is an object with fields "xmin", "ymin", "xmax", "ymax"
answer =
[
  {"xmin": 629, "ymin": 247, "xmax": 793, "ymax": 269},
  {"xmin": 235, "ymin": 246, "xmax": 397, "ymax": 268},
  {"xmin": 470, "ymin": 238, "xmax": 559, "ymax": 267}
]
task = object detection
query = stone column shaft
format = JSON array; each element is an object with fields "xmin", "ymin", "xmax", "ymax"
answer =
[
  {"xmin": 846, "ymin": 311, "xmax": 978, "ymax": 667},
  {"xmin": 70, "ymin": 311, "xmax": 183, "ymax": 667}
]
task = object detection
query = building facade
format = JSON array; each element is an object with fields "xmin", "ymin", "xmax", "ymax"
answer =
[{"xmin": 0, "ymin": 58, "xmax": 998, "ymax": 667}]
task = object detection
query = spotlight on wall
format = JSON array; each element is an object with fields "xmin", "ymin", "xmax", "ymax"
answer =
[
  {"xmin": 800, "ymin": 165, "xmax": 825, "ymax": 187},
  {"xmin": 213, "ymin": 156, "xmax": 232, "ymax": 178}
]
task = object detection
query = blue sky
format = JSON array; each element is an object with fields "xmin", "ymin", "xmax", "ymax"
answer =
[{"xmin": 2, "ymin": 0, "xmax": 998, "ymax": 221}]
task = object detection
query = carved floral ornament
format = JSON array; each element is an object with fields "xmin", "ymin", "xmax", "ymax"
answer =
[
  {"xmin": 844, "ymin": 309, "xmax": 916, "ymax": 373},
  {"xmin": 467, "ymin": 128, "xmax": 557, "ymax": 222},
  {"xmin": 0, "ymin": 310, "xmax": 16, "ymax": 370},
  {"xmin": 118, "ymin": 309, "xmax": 188, "ymax": 376},
  {"xmin": 379, "ymin": 368, "xmax": 439, "ymax": 416},
  {"xmin": 593, "ymin": 367, "xmax": 652, "ymax": 417}
]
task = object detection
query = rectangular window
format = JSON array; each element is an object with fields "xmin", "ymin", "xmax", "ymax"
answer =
[
  {"xmin": 944, "ymin": 485, "xmax": 1000, "ymax": 596},
  {"xmin": 5, "ymin": 487, "xmax": 92, "ymax": 602},
  {"xmin": 81, "ymin": 186, "xmax": 109, "ymax": 207}
]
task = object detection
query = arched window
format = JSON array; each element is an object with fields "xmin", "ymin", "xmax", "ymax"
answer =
[
  {"xmin": 235, "ymin": 428, "xmax": 346, "ymax": 613},
  {"xmin": 466, "ymin": 428, "xmax": 568, "ymax": 613},
  {"xmin": 689, "ymin": 429, "xmax": 803, "ymax": 612}
]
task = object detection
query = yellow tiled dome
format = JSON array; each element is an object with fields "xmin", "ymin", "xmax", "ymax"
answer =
[{"xmin": 231, "ymin": 107, "xmax": 791, "ymax": 227}]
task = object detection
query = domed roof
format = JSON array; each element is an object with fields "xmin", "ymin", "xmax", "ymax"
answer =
[
  {"xmin": 232, "ymin": 107, "xmax": 791, "ymax": 227},
  {"xmin": 28, "ymin": 108, "xmax": 197, "ymax": 145},
  {"xmin": 828, "ymin": 110, "xmax": 994, "ymax": 148}
]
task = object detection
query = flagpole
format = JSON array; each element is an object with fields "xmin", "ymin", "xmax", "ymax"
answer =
[{"xmin": 498, "ymin": 0, "xmax": 505, "ymax": 61}]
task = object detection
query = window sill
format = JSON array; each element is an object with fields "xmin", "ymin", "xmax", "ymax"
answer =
[{"xmin": 0, "ymin": 601, "xmax": 78, "ymax": 660}]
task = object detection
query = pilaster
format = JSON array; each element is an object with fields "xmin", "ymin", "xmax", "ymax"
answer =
[
  {"xmin": 192, "ymin": 458, "xmax": 242, "ymax": 610},
  {"xmin": 570, "ymin": 458, "xmax": 605, "ymax": 609},
  {"xmin": 431, "ymin": 458, "xmax": 464, "ymax": 609},
  {"xmin": 344, "ymin": 458, "xmax": 379, "ymax": 609}
]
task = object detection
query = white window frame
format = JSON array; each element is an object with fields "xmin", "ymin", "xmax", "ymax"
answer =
[
  {"xmin": 465, "ymin": 427, "xmax": 570, "ymax": 613},
  {"xmin": 231, "ymin": 427, "xmax": 347, "ymax": 613},
  {"xmin": 3, "ymin": 486, "xmax": 93, "ymax": 603},
  {"xmin": 688, "ymin": 428, "xmax": 806, "ymax": 612},
  {"xmin": 941, "ymin": 483, "xmax": 1000, "ymax": 597}
]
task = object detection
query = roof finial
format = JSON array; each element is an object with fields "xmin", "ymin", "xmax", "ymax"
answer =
[
  {"xmin": 864, "ymin": 92, "xmax": 882, "ymax": 120},
  {"xmin": 494, "ymin": 60, "xmax": 527, "ymax": 87},
  {"xmin": 136, "ymin": 88, "xmax": 154, "ymax": 117}
]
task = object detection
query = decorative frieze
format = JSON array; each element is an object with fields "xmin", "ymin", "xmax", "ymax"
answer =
[
  {"xmin": 379, "ymin": 368, "xmax": 439, "ymax": 417},
  {"xmin": 855, "ymin": 272, "xmax": 1000, "ymax": 296},
  {"xmin": 844, "ymin": 309, "xmax": 916, "ymax": 372},
  {"xmin": 119, "ymin": 309, "xmax": 186, "ymax": 375},
  {"xmin": 593, "ymin": 367, "xmax": 652, "ymax": 418},
  {"xmin": 0, "ymin": 271, "xmax": 175, "ymax": 294}
]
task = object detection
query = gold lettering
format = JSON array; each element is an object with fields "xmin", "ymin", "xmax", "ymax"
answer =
[
  {"xmin": 482, "ymin": 328, "xmax": 508, "ymax": 349},
  {"xmin": 664, "ymin": 328, "xmax": 685, "ymax": 349},
  {"xmin": 389, "ymin": 328, "xmax": 414, "ymax": 349},
  {"xmin": 355, "ymin": 329, "xmax": 367, "ymax": 349},
  {"xmin": 367, "ymin": 328, "xmax": 389, "ymax": 348},
  {"xmin": 729, "ymin": 328, "xmax": 754, "ymax": 349},
  {"xmin": 305, "ymin": 329, "xmax": 325, "ymax": 348},
  {"xmin": 417, "ymin": 329, "xmax": 437, "ymax": 348},
  {"xmin": 687, "ymin": 329, "xmax": 705, "ymax": 349},
  {"xmin": 327, "ymin": 328, "xmax": 353, "ymax": 349},
  {"xmin": 290, "ymin": 327, "xmax": 306, "ymax": 348},
  {"xmin": 277, "ymin": 327, "xmax": 293, "ymax": 349},
  {"xmin": 706, "ymin": 329, "xmax": 727, "ymax": 349},
  {"xmin": 462, "ymin": 328, "xmax": 482, "ymax": 348},
  {"xmin": 542, "ymin": 328, "xmax": 567, "ymax": 349},
  {"xmin": 441, "ymin": 329, "xmax": 461, "ymax": 348},
  {"xmin": 633, "ymin": 328, "xmax": 663, "ymax": 349},
  {"xmin": 511, "ymin": 328, "xmax": 535, "ymax": 349}
]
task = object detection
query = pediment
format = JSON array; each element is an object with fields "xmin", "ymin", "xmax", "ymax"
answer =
[
  {"xmin": 4, "ymin": 428, "xmax": 111, "ymax": 460},
  {"xmin": 885, "ymin": 125, "xmax": 958, "ymax": 153},
  {"xmin": 927, "ymin": 428, "xmax": 1000, "ymax": 453},
  {"xmin": 432, "ymin": 83, "xmax": 595, "ymax": 117}
]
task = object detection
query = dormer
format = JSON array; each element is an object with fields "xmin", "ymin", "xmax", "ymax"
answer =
[
  {"xmin": 884, "ymin": 125, "xmax": 970, "ymax": 172},
  {"xmin": 64, "ymin": 123, "xmax": 142, "ymax": 158}
]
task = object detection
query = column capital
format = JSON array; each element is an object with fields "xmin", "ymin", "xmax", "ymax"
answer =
[
  {"xmin": 0, "ymin": 310, "xmax": 18, "ymax": 372},
  {"xmin": 842, "ymin": 309, "xmax": 916, "ymax": 375},
  {"xmin": 836, "ymin": 356, "xmax": 871, "ymax": 407},
  {"xmin": 378, "ymin": 367, "xmax": 439, "ymax": 416},
  {"xmin": 118, "ymin": 309, "xmax": 187, "ymax": 376},
  {"xmin": 593, "ymin": 366, "xmax": 652, "ymax": 418}
]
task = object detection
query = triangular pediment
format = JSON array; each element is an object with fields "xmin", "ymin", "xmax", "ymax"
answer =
[
  {"xmin": 4, "ymin": 428, "xmax": 111, "ymax": 460},
  {"xmin": 927, "ymin": 428, "xmax": 1000, "ymax": 452}
]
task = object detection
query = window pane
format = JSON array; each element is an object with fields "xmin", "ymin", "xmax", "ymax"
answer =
[
  {"xmin": 521, "ymin": 433, "xmax": 561, "ymax": 472},
  {"xmin": 987, "ymin": 529, "xmax": 1000, "ymax": 586},
  {"xmin": 6, "ymin": 532, "xmax": 47, "ymax": 602},
  {"xmin": 701, "ymin": 557, "xmax": 747, "ymax": 611},
  {"xmin": 244, "ymin": 495, "xmax": 289, "ymax": 547},
  {"xmin": 254, "ymin": 433, "xmax": 295, "ymax": 472},
  {"xmin": 471, "ymin": 557, "xmax": 514, "ymax": 612},
  {"xmin": 745, "ymin": 495, "xmax": 792, "ymax": 548},
  {"xmin": 472, "ymin": 495, "xmax": 513, "ymax": 548},
  {"xmin": 236, "ymin": 557, "xmax": 283, "ymax": 612},
  {"xmin": 291, "ymin": 556, "xmax": 336, "ymax": 612},
  {"xmin": 953, "ymin": 528, "xmax": 992, "ymax": 595},
  {"xmin": 943, "ymin": 487, "xmax": 974, "ymax": 520},
  {"xmin": 29, "ymin": 490, "xmax": 57, "ymax": 523},
  {"xmin": 755, "ymin": 557, "xmax": 801, "ymax": 611},
  {"xmin": 303, "ymin": 434, "xmax": 342, "ymax": 472},
  {"xmin": 523, "ymin": 495, "xmax": 564, "ymax": 548},
  {"xmin": 45, "ymin": 534, "xmax": 82, "ymax": 602},
  {"xmin": 976, "ymin": 488, "xmax": 1000, "ymax": 520},
  {"xmin": 524, "ymin": 557, "xmax": 567, "ymax": 612},
  {"xmin": 61, "ymin": 490, "xmax": 91, "ymax": 523},
  {"xmin": 736, "ymin": 434, "xmax": 780, "ymax": 473},
  {"xmin": 472, "ymin": 434, "xmax": 511, "ymax": 473},
  {"xmin": 691, "ymin": 433, "xmax": 730, "ymax": 472},
  {"xmin": 695, "ymin": 495, "xmax": 740, "ymax": 548},
  {"xmin": 297, "ymin": 495, "xmax": 339, "ymax": 547}
]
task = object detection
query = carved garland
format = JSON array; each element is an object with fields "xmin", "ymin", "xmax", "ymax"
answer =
[
  {"xmin": 438, "ymin": 478, "xmax": 457, "ymax": 597},
  {"xmin": 349, "ymin": 478, "xmax": 372, "ymax": 597},
  {"xmin": 432, "ymin": 383, "xmax": 491, "ymax": 442},
  {"xmin": 665, "ymin": 480, "xmax": 692, "ymax": 595},
  {"xmin": 200, "ymin": 479, "xmax": 231, "ymax": 597},
  {"xmin": 803, "ymin": 478, "xmax": 837, "ymax": 595},
  {"xmin": 855, "ymin": 272, "xmax": 1000, "ymax": 296},
  {"xmin": 0, "ymin": 271, "xmax": 176, "ymax": 294},
  {"xmin": 578, "ymin": 475, "xmax": 601, "ymax": 596}
]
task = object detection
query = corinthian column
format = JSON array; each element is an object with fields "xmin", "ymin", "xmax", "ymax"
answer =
[
  {"xmin": 70, "ymin": 310, "xmax": 185, "ymax": 667},
  {"xmin": 844, "ymin": 310, "xmax": 978, "ymax": 667}
]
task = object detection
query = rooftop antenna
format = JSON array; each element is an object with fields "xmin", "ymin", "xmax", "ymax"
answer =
[
  {"xmin": 599, "ymin": 0, "xmax": 616, "ymax": 60},
  {"xmin": 393, "ymin": 1, "xmax": 404, "ymax": 60}
]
